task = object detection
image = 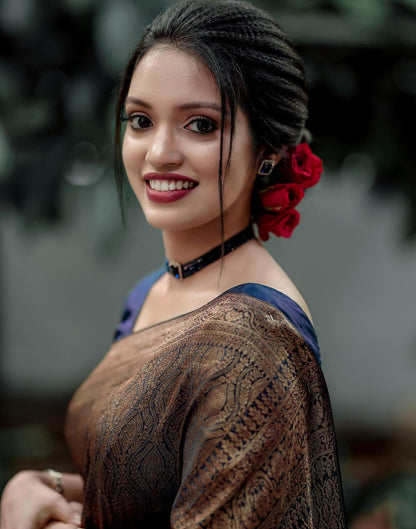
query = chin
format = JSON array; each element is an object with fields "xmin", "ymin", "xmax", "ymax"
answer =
[{"xmin": 143, "ymin": 211, "xmax": 220, "ymax": 233}]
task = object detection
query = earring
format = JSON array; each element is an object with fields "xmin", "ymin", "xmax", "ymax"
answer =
[{"xmin": 257, "ymin": 159, "xmax": 277, "ymax": 176}]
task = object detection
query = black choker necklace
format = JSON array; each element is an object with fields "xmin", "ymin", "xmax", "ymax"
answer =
[{"xmin": 165, "ymin": 225, "xmax": 255, "ymax": 280}]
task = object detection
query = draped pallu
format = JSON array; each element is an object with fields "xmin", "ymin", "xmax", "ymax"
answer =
[{"xmin": 66, "ymin": 280, "xmax": 346, "ymax": 528}]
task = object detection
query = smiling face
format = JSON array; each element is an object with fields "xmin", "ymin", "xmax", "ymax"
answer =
[{"xmin": 122, "ymin": 46, "xmax": 260, "ymax": 235}]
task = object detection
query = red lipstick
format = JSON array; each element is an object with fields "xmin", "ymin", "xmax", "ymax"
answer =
[{"xmin": 144, "ymin": 173, "xmax": 198, "ymax": 203}]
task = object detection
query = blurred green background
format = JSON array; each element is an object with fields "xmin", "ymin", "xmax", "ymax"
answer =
[{"xmin": 1, "ymin": 0, "xmax": 416, "ymax": 526}]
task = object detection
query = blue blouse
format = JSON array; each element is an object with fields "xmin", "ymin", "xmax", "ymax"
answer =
[{"xmin": 113, "ymin": 268, "xmax": 321, "ymax": 364}]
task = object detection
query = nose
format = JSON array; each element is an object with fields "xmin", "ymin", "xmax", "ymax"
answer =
[{"xmin": 145, "ymin": 125, "xmax": 183, "ymax": 169}]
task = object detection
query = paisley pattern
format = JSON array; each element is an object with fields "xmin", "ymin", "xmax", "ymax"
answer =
[{"xmin": 65, "ymin": 291, "xmax": 346, "ymax": 528}]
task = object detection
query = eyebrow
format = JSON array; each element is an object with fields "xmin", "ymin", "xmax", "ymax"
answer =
[{"xmin": 125, "ymin": 97, "xmax": 223, "ymax": 113}]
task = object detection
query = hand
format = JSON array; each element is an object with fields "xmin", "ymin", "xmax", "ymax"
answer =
[
  {"xmin": 42, "ymin": 502, "xmax": 83, "ymax": 529},
  {"xmin": 44, "ymin": 526, "xmax": 83, "ymax": 529},
  {"xmin": 44, "ymin": 524, "xmax": 83, "ymax": 529},
  {"xmin": 43, "ymin": 501, "xmax": 83, "ymax": 529},
  {"xmin": 0, "ymin": 471, "xmax": 83, "ymax": 529}
]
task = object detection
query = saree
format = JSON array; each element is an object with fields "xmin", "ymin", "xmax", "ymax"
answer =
[{"xmin": 65, "ymin": 272, "xmax": 346, "ymax": 528}]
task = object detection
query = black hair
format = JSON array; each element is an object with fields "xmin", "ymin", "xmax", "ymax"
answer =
[{"xmin": 114, "ymin": 0, "xmax": 308, "ymax": 229}]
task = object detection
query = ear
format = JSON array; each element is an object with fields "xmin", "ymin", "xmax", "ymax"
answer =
[
  {"xmin": 258, "ymin": 148, "xmax": 285, "ymax": 163},
  {"xmin": 256, "ymin": 147, "xmax": 285, "ymax": 167}
]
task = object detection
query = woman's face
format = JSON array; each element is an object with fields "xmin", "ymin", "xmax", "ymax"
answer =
[{"xmin": 122, "ymin": 46, "xmax": 260, "ymax": 234}]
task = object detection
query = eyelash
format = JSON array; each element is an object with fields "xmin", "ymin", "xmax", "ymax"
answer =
[
  {"xmin": 121, "ymin": 113, "xmax": 218, "ymax": 135},
  {"xmin": 121, "ymin": 113, "xmax": 152, "ymax": 130},
  {"xmin": 185, "ymin": 117, "xmax": 218, "ymax": 134}
]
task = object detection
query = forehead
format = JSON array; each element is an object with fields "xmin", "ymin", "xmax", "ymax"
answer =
[{"xmin": 127, "ymin": 46, "xmax": 220, "ymax": 104}]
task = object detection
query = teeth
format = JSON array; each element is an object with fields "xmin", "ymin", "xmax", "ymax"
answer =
[{"xmin": 148, "ymin": 179, "xmax": 195, "ymax": 192}]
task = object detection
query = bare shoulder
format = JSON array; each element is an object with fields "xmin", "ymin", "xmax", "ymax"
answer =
[{"xmin": 221, "ymin": 240, "xmax": 313, "ymax": 322}]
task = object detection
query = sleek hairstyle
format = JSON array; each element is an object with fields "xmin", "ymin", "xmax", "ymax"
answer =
[{"xmin": 114, "ymin": 0, "xmax": 308, "ymax": 225}]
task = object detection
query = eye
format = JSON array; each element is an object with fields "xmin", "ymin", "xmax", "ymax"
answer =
[
  {"xmin": 123, "ymin": 113, "xmax": 153, "ymax": 130},
  {"xmin": 185, "ymin": 117, "xmax": 217, "ymax": 134}
]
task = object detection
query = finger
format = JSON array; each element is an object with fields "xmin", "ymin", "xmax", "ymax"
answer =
[
  {"xmin": 68, "ymin": 502, "xmax": 83, "ymax": 517},
  {"xmin": 43, "ymin": 520, "xmax": 83, "ymax": 529},
  {"xmin": 68, "ymin": 502, "xmax": 83, "ymax": 526},
  {"xmin": 33, "ymin": 495, "xmax": 80, "ymax": 529},
  {"xmin": 50, "ymin": 496, "xmax": 83, "ymax": 527}
]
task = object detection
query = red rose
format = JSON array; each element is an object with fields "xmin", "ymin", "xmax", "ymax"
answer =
[
  {"xmin": 257, "ymin": 208, "xmax": 300, "ymax": 241},
  {"xmin": 259, "ymin": 183, "xmax": 304, "ymax": 211},
  {"xmin": 289, "ymin": 142, "xmax": 323, "ymax": 189}
]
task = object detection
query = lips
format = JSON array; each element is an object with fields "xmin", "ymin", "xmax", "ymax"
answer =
[{"xmin": 144, "ymin": 173, "xmax": 198, "ymax": 203}]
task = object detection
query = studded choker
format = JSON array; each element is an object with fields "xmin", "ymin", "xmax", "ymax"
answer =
[{"xmin": 165, "ymin": 225, "xmax": 255, "ymax": 280}]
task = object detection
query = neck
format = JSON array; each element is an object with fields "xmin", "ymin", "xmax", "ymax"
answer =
[
  {"xmin": 164, "ymin": 225, "xmax": 254, "ymax": 281},
  {"xmin": 162, "ymin": 218, "xmax": 249, "ymax": 264}
]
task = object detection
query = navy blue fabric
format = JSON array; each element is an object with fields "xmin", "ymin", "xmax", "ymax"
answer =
[
  {"xmin": 113, "ymin": 268, "xmax": 321, "ymax": 364},
  {"xmin": 113, "ymin": 268, "xmax": 165, "ymax": 342}
]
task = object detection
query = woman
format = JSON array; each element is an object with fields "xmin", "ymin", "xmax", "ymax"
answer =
[{"xmin": 0, "ymin": 0, "xmax": 346, "ymax": 527}]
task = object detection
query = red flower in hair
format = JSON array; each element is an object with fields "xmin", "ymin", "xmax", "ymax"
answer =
[
  {"xmin": 288, "ymin": 142, "xmax": 323, "ymax": 188},
  {"xmin": 257, "ymin": 209, "xmax": 300, "ymax": 241},
  {"xmin": 255, "ymin": 142, "xmax": 323, "ymax": 240},
  {"xmin": 259, "ymin": 183, "xmax": 304, "ymax": 211}
]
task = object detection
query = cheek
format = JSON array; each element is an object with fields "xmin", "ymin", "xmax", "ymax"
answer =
[
  {"xmin": 122, "ymin": 136, "xmax": 146, "ymax": 188},
  {"xmin": 221, "ymin": 150, "xmax": 258, "ymax": 208},
  {"xmin": 193, "ymin": 141, "xmax": 220, "ymax": 173},
  {"xmin": 121, "ymin": 138, "xmax": 144, "ymax": 199},
  {"xmin": 227, "ymin": 144, "xmax": 257, "ymax": 187}
]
